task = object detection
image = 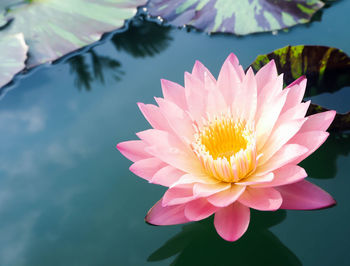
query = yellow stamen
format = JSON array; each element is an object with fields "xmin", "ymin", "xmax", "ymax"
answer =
[{"xmin": 192, "ymin": 115, "xmax": 257, "ymax": 183}]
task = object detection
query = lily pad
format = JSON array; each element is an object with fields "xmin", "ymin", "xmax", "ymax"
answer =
[
  {"xmin": 0, "ymin": 0, "xmax": 147, "ymax": 68},
  {"xmin": 0, "ymin": 33, "xmax": 27, "ymax": 88},
  {"xmin": 146, "ymin": 0, "xmax": 325, "ymax": 35},
  {"xmin": 249, "ymin": 45, "xmax": 350, "ymax": 132}
]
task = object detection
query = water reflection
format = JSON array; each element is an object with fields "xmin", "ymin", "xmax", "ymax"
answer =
[
  {"xmin": 67, "ymin": 16, "xmax": 172, "ymax": 91},
  {"xmin": 149, "ymin": 210, "xmax": 301, "ymax": 266},
  {"xmin": 111, "ymin": 16, "xmax": 172, "ymax": 58},
  {"xmin": 300, "ymin": 133, "xmax": 350, "ymax": 179},
  {"xmin": 68, "ymin": 51, "xmax": 123, "ymax": 91}
]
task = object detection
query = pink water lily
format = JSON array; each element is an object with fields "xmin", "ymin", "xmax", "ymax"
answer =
[{"xmin": 117, "ymin": 53, "xmax": 336, "ymax": 242}]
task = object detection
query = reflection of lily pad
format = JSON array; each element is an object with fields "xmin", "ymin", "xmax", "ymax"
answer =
[
  {"xmin": 249, "ymin": 45, "xmax": 350, "ymax": 132},
  {"xmin": 0, "ymin": 0, "xmax": 147, "ymax": 67},
  {"xmin": 0, "ymin": 33, "xmax": 27, "ymax": 88},
  {"xmin": 147, "ymin": 0, "xmax": 325, "ymax": 35}
]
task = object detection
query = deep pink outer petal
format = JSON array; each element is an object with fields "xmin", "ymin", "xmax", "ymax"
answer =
[
  {"xmin": 184, "ymin": 198, "xmax": 219, "ymax": 221},
  {"xmin": 238, "ymin": 187, "xmax": 282, "ymax": 211},
  {"xmin": 145, "ymin": 199, "xmax": 189, "ymax": 225},
  {"xmin": 276, "ymin": 180, "xmax": 336, "ymax": 210},
  {"xmin": 116, "ymin": 140, "xmax": 150, "ymax": 162},
  {"xmin": 214, "ymin": 202, "xmax": 250, "ymax": 242}
]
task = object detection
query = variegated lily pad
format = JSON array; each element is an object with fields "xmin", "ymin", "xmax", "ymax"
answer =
[
  {"xmin": 147, "ymin": 0, "xmax": 325, "ymax": 35},
  {"xmin": 0, "ymin": 0, "xmax": 147, "ymax": 67},
  {"xmin": 0, "ymin": 33, "xmax": 27, "ymax": 88},
  {"xmin": 249, "ymin": 45, "xmax": 350, "ymax": 132}
]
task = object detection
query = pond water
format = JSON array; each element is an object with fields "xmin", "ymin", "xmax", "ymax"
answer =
[{"xmin": 0, "ymin": 1, "xmax": 349, "ymax": 265}]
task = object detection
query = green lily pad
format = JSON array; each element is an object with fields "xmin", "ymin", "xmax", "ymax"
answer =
[
  {"xmin": 0, "ymin": 0, "xmax": 147, "ymax": 68},
  {"xmin": 146, "ymin": 0, "xmax": 325, "ymax": 35},
  {"xmin": 0, "ymin": 33, "xmax": 27, "ymax": 88},
  {"xmin": 249, "ymin": 45, "xmax": 350, "ymax": 132}
]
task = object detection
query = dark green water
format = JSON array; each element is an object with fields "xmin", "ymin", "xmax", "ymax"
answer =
[{"xmin": 0, "ymin": 1, "xmax": 349, "ymax": 265}]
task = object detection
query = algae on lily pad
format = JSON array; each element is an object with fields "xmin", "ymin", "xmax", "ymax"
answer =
[
  {"xmin": 0, "ymin": 0, "xmax": 147, "ymax": 68},
  {"xmin": 0, "ymin": 33, "xmax": 27, "ymax": 88},
  {"xmin": 146, "ymin": 0, "xmax": 325, "ymax": 35},
  {"xmin": 249, "ymin": 45, "xmax": 350, "ymax": 132}
]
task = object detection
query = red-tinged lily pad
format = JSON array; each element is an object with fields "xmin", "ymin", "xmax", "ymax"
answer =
[
  {"xmin": 249, "ymin": 45, "xmax": 350, "ymax": 132},
  {"xmin": 146, "ymin": 0, "xmax": 325, "ymax": 35},
  {"xmin": 0, "ymin": 33, "xmax": 27, "ymax": 88},
  {"xmin": 0, "ymin": 0, "xmax": 147, "ymax": 68}
]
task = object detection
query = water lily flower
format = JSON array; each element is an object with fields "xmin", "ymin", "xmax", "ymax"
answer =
[{"xmin": 117, "ymin": 53, "xmax": 336, "ymax": 241}]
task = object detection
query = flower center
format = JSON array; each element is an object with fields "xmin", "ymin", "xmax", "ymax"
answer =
[{"xmin": 192, "ymin": 116, "xmax": 257, "ymax": 183}]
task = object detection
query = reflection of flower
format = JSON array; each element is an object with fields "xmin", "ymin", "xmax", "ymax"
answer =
[
  {"xmin": 148, "ymin": 211, "xmax": 302, "ymax": 266},
  {"xmin": 117, "ymin": 53, "xmax": 336, "ymax": 241}
]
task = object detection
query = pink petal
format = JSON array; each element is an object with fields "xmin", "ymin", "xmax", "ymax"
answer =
[
  {"xmin": 277, "ymin": 101, "xmax": 310, "ymax": 126},
  {"xmin": 217, "ymin": 53, "xmax": 243, "ymax": 105},
  {"xmin": 151, "ymin": 165, "xmax": 184, "ymax": 187},
  {"xmin": 256, "ymin": 85, "xmax": 288, "ymax": 151},
  {"xmin": 184, "ymin": 198, "xmax": 218, "ymax": 221},
  {"xmin": 137, "ymin": 129, "xmax": 203, "ymax": 174},
  {"xmin": 259, "ymin": 118, "xmax": 306, "ymax": 164},
  {"xmin": 236, "ymin": 172, "xmax": 274, "ymax": 186},
  {"xmin": 193, "ymin": 182, "xmax": 231, "ymax": 197},
  {"xmin": 276, "ymin": 180, "xmax": 336, "ymax": 210},
  {"xmin": 171, "ymin": 173, "xmax": 219, "ymax": 187},
  {"xmin": 162, "ymin": 184, "xmax": 196, "ymax": 206},
  {"xmin": 281, "ymin": 76, "xmax": 307, "ymax": 112},
  {"xmin": 192, "ymin": 60, "xmax": 216, "ymax": 83},
  {"xmin": 137, "ymin": 103, "xmax": 172, "ymax": 132},
  {"xmin": 161, "ymin": 79, "xmax": 188, "ymax": 110},
  {"xmin": 238, "ymin": 187, "xmax": 282, "ymax": 211},
  {"xmin": 184, "ymin": 72, "xmax": 207, "ymax": 123},
  {"xmin": 129, "ymin": 158, "xmax": 166, "ymax": 181},
  {"xmin": 256, "ymin": 74, "xmax": 283, "ymax": 118},
  {"xmin": 299, "ymin": 111, "xmax": 336, "ymax": 133},
  {"xmin": 206, "ymin": 77, "xmax": 227, "ymax": 116},
  {"xmin": 256, "ymin": 144, "xmax": 308, "ymax": 174},
  {"xmin": 116, "ymin": 140, "xmax": 150, "ymax": 162},
  {"xmin": 252, "ymin": 165, "xmax": 307, "ymax": 188},
  {"xmin": 214, "ymin": 202, "xmax": 250, "ymax": 242},
  {"xmin": 232, "ymin": 67, "xmax": 257, "ymax": 122},
  {"xmin": 208, "ymin": 185, "xmax": 246, "ymax": 207},
  {"xmin": 155, "ymin": 97, "xmax": 195, "ymax": 142},
  {"xmin": 145, "ymin": 199, "xmax": 189, "ymax": 225},
  {"xmin": 289, "ymin": 131, "xmax": 329, "ymax": 164},
  {"xmin": 255, "ymin": 60, "xmax": 278, "ymax": 93}
]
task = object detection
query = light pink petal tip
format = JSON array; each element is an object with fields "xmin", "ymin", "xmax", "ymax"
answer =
[
  {"xmin": 160, "ymin": 79, "xmax": 187, "ymax": 110},
  {"xmin": 238, "ymin": 187, "xmax": 282, "ymax": 211},
  {"xmin": 116, "ymin": 140, "xmax": 150, "ymax": 162},
  {"xmin": 184, "ymin": 198, "xmax": 218, "ymax": 221},
  {"xmin": 276, "ymin": 180, "xmax": 336, "ymax": 210},
  {"xmin": 214, "ymin": 202, "xmax": 250, "ymax": 242},
  {"xmin": 192, "ymin": 60, "xmax": 216, "ymax": 83},
  {"xmin": 145, "ymin": 199, "xmax": 189, "ymax": 225},
  {"xmin": 129, "ymin": 158, "xmax": 166, "ymax": 181}
]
